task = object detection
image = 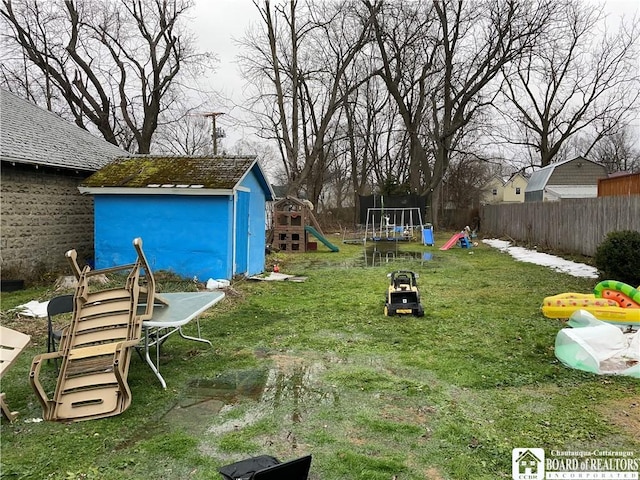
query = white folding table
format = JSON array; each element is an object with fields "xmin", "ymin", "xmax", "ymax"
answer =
[{"xmin": 140, "ymin": 291, "xmax": 225, "ymax": 389}]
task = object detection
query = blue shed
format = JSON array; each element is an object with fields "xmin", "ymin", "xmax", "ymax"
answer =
[{"xmin": 79, "ymin": 156, "xmax": 274, "ymax": 281}]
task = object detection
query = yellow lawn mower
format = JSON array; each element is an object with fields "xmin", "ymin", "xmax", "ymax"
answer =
[{"xmin": 384, "ymin": 270, "xmax": 424, "ymax": 317}]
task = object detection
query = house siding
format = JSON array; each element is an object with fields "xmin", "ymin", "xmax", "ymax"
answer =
[
  {"xmin": 93, "ymin": 194, "xmax": 234, "ymax": 280},
  {"xmin": 1, "ymin": 163, "xmax": 94, "ymax": 279},
  {"xmin": 547, "ymin": 159, "xmax": 607, "ymax": 185},
  {"xmin": 503, "ymin": 175, "xmax": 528, "ymax": 203},
  {"xmin": 481, "ymin": 178, "xmax": 504, "ymax": 204}
]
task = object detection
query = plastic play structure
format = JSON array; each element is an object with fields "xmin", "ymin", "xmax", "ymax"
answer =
[
  {"xmin": 439, "ymin": 227, "xmax": 472, "ymax": 250},
  {"xmin": 542, "ymin": 280, "xmax": 640, "ymax": 326},
  {"xmin": 422, "ymin": 224, "xmax": 434, "ymax": 246},
  {"xmin": 271, "ymin": 197, "xmax": 338, "ymax": 253}
]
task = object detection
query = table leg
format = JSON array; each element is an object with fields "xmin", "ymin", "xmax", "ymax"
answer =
[
  {"xmin": 142, "ymin": 327, "xmax": 167, "ymax": 389},
  {"xmin": 177, "ymin": 317, "xmax": 212, "ymax": 346}
]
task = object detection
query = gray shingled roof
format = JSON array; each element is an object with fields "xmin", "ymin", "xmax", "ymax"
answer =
[
  {"xmin": 0, "ymin": 88, "xmax": 128, "ymax": 172},
  {"xmin": 82, "ymin": 156, "xmax": 261, "ymax": 190}
]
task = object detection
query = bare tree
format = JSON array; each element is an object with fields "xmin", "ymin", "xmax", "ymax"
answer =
[
  {"xmin": 342, "ymin": 74, "xmax": 403, "ymax": 220},
  {"xmin": 239, "ymin": 0, "xmax": 377, "ymax": 205},
  {"xmin": 366, "ymin": 0, "xmax": 557, "ymax": 225},
  {"xmin": 153, "ymin": 110, "xmax": 213, "ymax": 156},
  {"xmin": 1, "ymin": 0, "xmax": 214, "ymax": 153},
  {"xmin": 498, "ymin": 1, "xmax": 640, "ymax": 167},
  {"xmin": 442, "ymin": 155, "xmax": 491, "ymax": 210},
  {"xmin": 365, "ymin": 1, "xmax": 436, "ymax": 194},
  {"xmin": 589, "ymin": 127, "xmax": 640, "ymax": 173}
]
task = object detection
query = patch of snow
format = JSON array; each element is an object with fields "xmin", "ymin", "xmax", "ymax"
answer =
[{"xmin": 482, "ymin": 239, "xmax": 598, "ymax": 279}]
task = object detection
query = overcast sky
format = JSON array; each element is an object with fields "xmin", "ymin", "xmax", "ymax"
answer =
[
  {"xmin": 188, "ymin": 0, "xmax": 260, "ymax": 147},
  {"xmin": 187, "ymin": 0, "xmax": 640, "ymax": 150},
  {"xmin": 192, "ymin": 1, "xmax": 258, "ymax": 96}
]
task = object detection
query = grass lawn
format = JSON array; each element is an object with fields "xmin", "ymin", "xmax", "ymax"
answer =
[{"xmin": 1, "ymin": 233, "xmax": 638, "ymax": 479}]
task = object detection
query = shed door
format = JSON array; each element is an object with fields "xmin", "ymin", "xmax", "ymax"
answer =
[{"xmin": 235, "ymin": 191, "xmax": 250, "ymax": 275}]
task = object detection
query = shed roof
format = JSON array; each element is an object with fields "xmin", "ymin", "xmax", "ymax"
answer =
[
  {"xmin": 81, "ymin": 155, "xmax": 274, "ymax": 199},
  {"xmin": 525, "ymin": 157, "xmax": 596, "ymax": 192},
  {"xmin": 0, "ymin": 88, "xmax": 127, "ymax": 171}
]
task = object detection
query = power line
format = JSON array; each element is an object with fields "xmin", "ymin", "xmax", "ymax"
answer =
[{"xmin": 201, "ymin": 112, "xmax": 225, "ymax": 155}]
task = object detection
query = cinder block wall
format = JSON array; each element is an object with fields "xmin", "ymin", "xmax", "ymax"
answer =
[{"xmin": 1, "ymin": 163, "xmax": 94, "ymax": 282}]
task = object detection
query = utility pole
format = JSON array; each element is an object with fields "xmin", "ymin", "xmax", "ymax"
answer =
[{"xmin": 202, "ymin": 112, "xmax": 225, "ymax": 155}]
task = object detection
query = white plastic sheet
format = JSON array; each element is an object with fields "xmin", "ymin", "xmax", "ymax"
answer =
[
  {"xmin": 555, "ymin": 310, "xmax": 640, "ymax": 377},
  {"xmin": 12, "ymin": 300, "xmax": 49, "ymax": 318}
]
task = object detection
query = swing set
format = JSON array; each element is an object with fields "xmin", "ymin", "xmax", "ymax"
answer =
[{"xmin": 364, "ymin": 207, "xmax": 425, "ymax": 243}]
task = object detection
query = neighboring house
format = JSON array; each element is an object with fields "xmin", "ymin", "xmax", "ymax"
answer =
[
  {"xmin": 525, "ymin": 157, "xmax": 608, "ymax": 202},
  {"xmin": 0, "ymin": 88, "xmax": 128, "ymax": 281},
  {"xmin": 502, "ymin": 172, "xmax": 528, "ymax": 203},
  {"xmin": 79, "ymin": 156, "xmax": 275, "ymax": 281},
  {"xmin": 481, "ymin": 175, "xmax": 505, "ymax": 205}
]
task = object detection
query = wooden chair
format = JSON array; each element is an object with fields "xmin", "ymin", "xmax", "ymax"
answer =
[
  {"xmin": 30, "ymin": 238, "xmax": 156, "ymax": 422},
  {"xmin": 64, "ymin": 241, "xmax": 167, "ymax": 309},
  {"xmin": 0, "ymin": 326, "xmax": 31, "ymax": 422}
]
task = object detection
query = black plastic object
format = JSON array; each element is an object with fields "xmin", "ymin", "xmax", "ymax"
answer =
[{"xmin": 218, "ymin": 454, "xmax": 312, "ymax": 480}]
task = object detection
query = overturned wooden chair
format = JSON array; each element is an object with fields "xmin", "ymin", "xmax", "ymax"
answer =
[
  {"xmin": 64, "ymin": 241, "xmax": 168, "ymax": 311},
  {"xmin": 30, "ymin": 238, "xmax": 156, "ymax": 422},
  {"xmin": 0, "ymin": 326, "xmax": 31, "ymax": 422}
]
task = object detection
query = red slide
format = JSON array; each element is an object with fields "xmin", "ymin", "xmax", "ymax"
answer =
[{"xmin": 439, "ymin": 233, "xmax": 463, "ymax": 250}]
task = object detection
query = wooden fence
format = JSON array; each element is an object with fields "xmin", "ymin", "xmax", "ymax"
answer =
[
  {"xmin": 480, "ymin": 196, "xmax": 640, "ymax": 257},
  {"xmin": 598, "ymin": 173, "xmax": 640, "ymax": 197}
]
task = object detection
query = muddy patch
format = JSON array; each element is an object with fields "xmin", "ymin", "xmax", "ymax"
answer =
[
  {"xmin": 599, "ymin": 397, "xmax": 640, "ymax": 440},
  {"xmin": 163, "ymin": 369, "xmax": 269, "ymax": 430},
  {"xmin": 424, "ymin": 466, "xmax": 446, "ymax": 479},
  {"xmin": 161, "ymin": 353, "xmax": 337, "ymax": 440},
  {"xmin": 207, "ymin": 355, "xmax": 338, "ymax": 436}
]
